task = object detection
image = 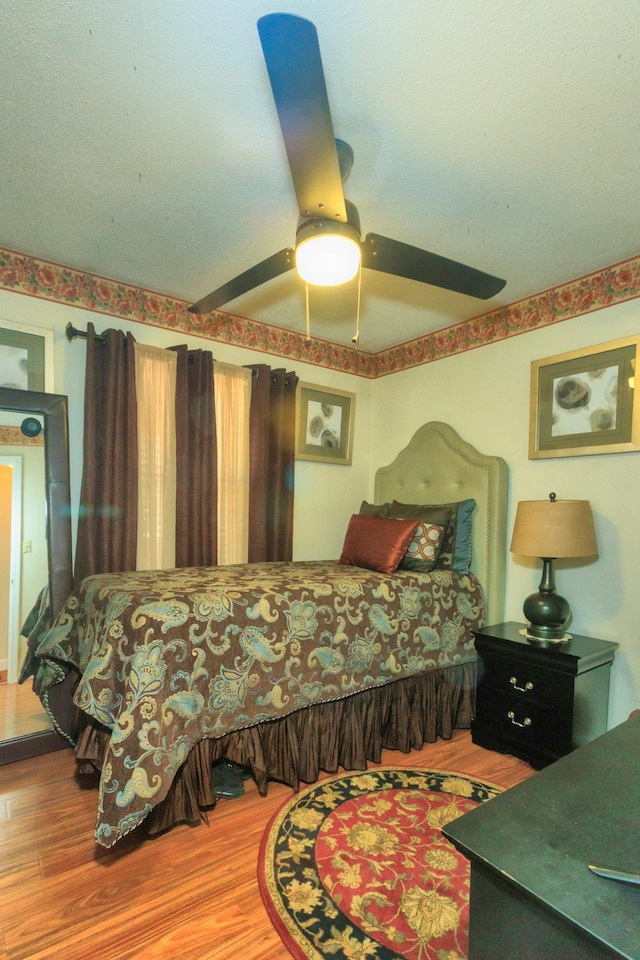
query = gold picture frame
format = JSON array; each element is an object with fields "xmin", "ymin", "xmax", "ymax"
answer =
[
  {"xmin": 295, "ymin": 382, "xmax": 355, "ymax": 465},
  {"xmin": 0, "ymin": 318, "xmax": 54, "ymax": 392},
  {"xmin": 529, "ymin": 335, "xmax": 640, "ymax": 459}
]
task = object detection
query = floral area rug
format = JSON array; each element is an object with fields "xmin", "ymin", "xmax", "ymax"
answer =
[{"xmin": 258, "ymin": 768, "xmax": 501, "ymax": 960}]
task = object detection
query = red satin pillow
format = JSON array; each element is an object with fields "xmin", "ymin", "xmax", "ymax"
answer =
[{"xmin": 339, "ymin": 514, "xmax": 420, "ymax": 574}]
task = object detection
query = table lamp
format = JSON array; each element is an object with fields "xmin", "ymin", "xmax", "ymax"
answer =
[{"xmin": 510, "ymin": 493, "xmax": 598, "ymax": 641}]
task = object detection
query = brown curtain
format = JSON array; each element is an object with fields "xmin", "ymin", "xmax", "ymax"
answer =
[
  {"xmin": 173, "ymin": 347, "xmax": 218, "ymax": 567},
  {"xmin": 74, "ymin": 324, "xmax": 138, "ymax": 583},
  {"xmin": 75, "ymin": 336, "xmax": 296, "ymax": 578},
  {"xmin": 247, "ymin": 365, "xmax": 298, "ymax": 562}
]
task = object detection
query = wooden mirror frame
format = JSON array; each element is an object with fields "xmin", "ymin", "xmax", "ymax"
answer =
[{"xmin": 0, "ymin": 387, "xmax": 74, "ymax": 762}]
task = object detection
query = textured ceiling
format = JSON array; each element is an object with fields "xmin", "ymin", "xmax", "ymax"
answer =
[{"xmin": 1, "ymin": 0, "xmax": 639, "ymax": 352}]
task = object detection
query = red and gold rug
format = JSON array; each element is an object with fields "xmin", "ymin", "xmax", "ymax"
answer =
[{"xmin": 258, "ymin": 767, "xmax": 502, "ymax": 960}]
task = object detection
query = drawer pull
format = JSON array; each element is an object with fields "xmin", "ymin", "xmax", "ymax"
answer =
[
  {"xmin": 507, "ymin": 710, "xmax": 532, "ymax": 728},
  {"xmin": 509, "ymin": 676, "xmax": 534, "ymax": 692}
]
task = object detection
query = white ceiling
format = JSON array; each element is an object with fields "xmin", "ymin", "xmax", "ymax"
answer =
[{"xmin": 1, "ymin": 0, "xmax": 639, "ymax": 352}]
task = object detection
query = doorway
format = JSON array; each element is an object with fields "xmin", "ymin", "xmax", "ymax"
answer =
[
  {"xmin": 0, "ymin": 457, "xmax": 21, "ymax": 682},
  {"xmin": 0, "ymin": 453, "xmax": 50, "ymax": 740}
]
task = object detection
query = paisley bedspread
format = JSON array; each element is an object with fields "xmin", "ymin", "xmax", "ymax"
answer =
[{"xmin": 36, "ymin": 560, "xmax": 485, "ymax": 846}]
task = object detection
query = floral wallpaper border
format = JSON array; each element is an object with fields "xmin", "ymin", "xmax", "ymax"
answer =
[
  {"xmin": 0, "ymin": 425, "xmax": 43, "ymax": 446},
  {"xmin": 1, "ymin": 246, "xmax": 639, "ymax": 379}
]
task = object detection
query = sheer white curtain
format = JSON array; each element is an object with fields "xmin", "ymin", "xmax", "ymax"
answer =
[
  {"xmin": 134, "ymin": 342, "xmax": 177, "ymax": 570},
  {"xmin": 213, "ymin": 361, "xmax": 252, "ymax": 565}
]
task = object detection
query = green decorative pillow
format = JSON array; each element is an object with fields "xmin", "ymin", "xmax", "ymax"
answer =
[
  {"xmin": 398, "ymin": 520, "xmax": 447, "ymax": 573},
  {"xmin": 359, "ymin": 500, "xmax": 391, "ymax": 517},
  {"xmin": 389, "ymin": 502, "xmax": 453, "ymax": 529},
  {"xmin": 391, "ymin": 499, "xmax": 476, "ymax": 573},
  {"xmin": 339, "ymin": 514, "xmax": 419, "ymax": 574}
]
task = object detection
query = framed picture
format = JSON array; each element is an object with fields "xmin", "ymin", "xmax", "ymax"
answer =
[
  {"xmin": 0, "ymin": 319, "xmax": 54, "ymax": 392},
  {"xmin": 295, "ymin": 382, "xmax": 355, "ymax": 465},
  {"xmin": 529, "ymin": 335, "xmax": 640, "ymax": 459}
]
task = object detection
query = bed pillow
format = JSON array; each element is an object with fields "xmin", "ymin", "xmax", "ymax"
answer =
[
  {"xmin": 437, "ymin": 499, "xmax": 476, "ymax": 572},
  {"xmin": 390, "ymin": 499, "xmax": 476, "ymax": 573},
  {"xmin": 339, "ymin": 514, "xmax": 420, "ymax": 574},
  {"xmin": 358, "ymin": 499, "xmax": 391, "ymax": 518},
  {"xmin": 398, "ymin": 520, "xmax": 447, "ymax": 573},
  {"xmin": 389, "ymin": 502, "xmax": 453, "ymax": 530}
]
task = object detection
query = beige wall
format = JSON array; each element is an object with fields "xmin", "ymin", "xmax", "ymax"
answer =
[
  {"xmin": 2, "ymin": 286, "xmax": 638, "ymax": 725},
  {"xmin": 370, "ymin": 298, "xmax": 640, "ymax": 727}
]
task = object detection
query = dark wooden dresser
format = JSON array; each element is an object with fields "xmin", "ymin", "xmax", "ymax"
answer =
[
  {"xmin": 472, "ymin": 621, "xmax": 618, "ymax": 768},
  {"xmin": 444, "ymin": 714, "xmax": 640, "ymax": 959}
]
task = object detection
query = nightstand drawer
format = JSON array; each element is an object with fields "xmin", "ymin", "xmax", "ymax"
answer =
[
  {"xmin": 478, "ymin": 653, "xmax": 572, "ymax": 710},
  {"xmin": 478, "ymin": 688, "xmax": 560, "ymax": 752}
]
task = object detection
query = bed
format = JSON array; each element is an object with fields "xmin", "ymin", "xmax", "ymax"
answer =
[{"xmin": 34, "ymin": 421, "xmax": 508, "ymax": 847}]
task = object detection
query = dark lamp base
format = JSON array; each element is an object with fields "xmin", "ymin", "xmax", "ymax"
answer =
[
  {"xmin": 522, "ymin": 585, "xmax": 571, "ymax": 642},
  {"xmin": 525, "ymin": 621, "xmax": 569, "ymax": 642},
  {"xmin": 521, "ymin": 557, "xmax": 573, "ymax": 643}
]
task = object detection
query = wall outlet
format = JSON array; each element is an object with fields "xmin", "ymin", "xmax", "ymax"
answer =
[{"xmin": 22, "ymin": 540, "xmax": 32, "ymax": 554}]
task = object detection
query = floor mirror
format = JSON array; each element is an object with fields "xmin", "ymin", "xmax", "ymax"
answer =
[{"xmin": 0, "ymin": 387, "xmax": 74, "ymax": 763}]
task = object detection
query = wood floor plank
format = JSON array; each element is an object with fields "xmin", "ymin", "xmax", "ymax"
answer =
[
  {"xmin": 0, "ymin": 748, "xmax": 76, "ymax": 793},
  {"xmin": 0, "ymin": 731, "xmax": 535, "ymax": 960},
  {"xmin": 0, "ymin": 857, "xmax": 41, "ymax": 894}
]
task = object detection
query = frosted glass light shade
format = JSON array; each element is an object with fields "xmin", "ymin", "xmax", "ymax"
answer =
[{"xmin": 295, "ymin": 234, "xmax": 361, "ymax": 286}]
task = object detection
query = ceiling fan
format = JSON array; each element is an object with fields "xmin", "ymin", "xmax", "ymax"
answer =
[{"xmin": 188, "ymin": 13, "xmax": 506, "ymax": 316}]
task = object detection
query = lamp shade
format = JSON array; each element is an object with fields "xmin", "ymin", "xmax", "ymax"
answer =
[{"xmin": 510, "ymin": 498, "xmax": 597, "ymax": 559}]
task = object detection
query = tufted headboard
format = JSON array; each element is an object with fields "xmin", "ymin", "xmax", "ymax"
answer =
[{"xmin": 374, "ymin": 421, "xmax": 508, "ymax": 625}]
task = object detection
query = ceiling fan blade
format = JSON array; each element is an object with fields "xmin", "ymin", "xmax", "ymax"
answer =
[
  {"xmin": 257, "ymin": 13, "xmax": 346, "ymax": 222},
  {"xmin": 361, "ymin": 233, "xmax": 506, "ymax": 300},
  {"xmin": 188, "ymin": 248, "xmax": 294, "ymax": 314}
]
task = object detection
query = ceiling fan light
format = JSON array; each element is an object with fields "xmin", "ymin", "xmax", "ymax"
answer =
[{"xmin": 296, "ymin": 234, "xmax": 361, "ymax": 285}]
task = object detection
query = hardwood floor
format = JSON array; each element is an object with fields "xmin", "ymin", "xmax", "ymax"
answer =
[{"xmin": 0, "ymin": 731, "xmax": 535, "ymax": 960}]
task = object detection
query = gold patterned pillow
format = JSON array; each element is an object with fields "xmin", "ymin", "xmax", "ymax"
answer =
[
  {"xmin": 399, "ymin": 521, "xmax": 446, "ymax": 573},
  {"xmin": 391, "ymin": 499, "xmax": 476, "ymax": 573}
]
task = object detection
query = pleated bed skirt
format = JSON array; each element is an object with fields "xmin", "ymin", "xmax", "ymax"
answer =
[{"xmin": 74, "ymin": 660, "xmax": 477, "ymax": 839}]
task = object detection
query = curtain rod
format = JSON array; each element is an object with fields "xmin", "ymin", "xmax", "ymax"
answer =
[
  {"xmin": 66, "ymin": 322, "xmax": 106, "ymax": 343},
  {"xmin": 65, "ymin": 323, "xmax": 281, "ymax": 379}
]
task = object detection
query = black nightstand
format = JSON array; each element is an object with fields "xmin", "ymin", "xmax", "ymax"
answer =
[{"xmin": 471, "ymin": 621, "xmax": 618, "ymax": 768}]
